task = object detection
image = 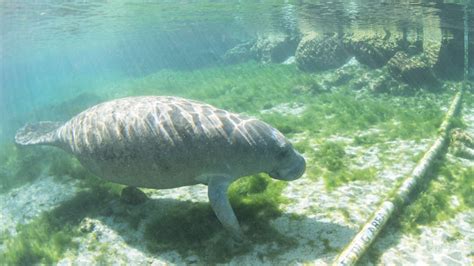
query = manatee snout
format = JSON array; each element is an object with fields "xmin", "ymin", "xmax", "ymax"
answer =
[{"xmin": 269, "ymin": 149, "xmax": 306, "ymax": 181}]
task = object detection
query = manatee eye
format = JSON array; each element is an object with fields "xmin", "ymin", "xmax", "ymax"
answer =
[{"xmin": 276, "ymin": 148, "xmax": 291, "ymax": 160}]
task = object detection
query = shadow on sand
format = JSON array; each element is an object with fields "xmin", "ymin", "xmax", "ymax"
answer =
[{"xmin": 87, "ymin": 194, "xmax": 355, "ymax": 265}]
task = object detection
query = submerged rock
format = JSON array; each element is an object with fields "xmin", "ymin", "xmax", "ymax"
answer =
[
  {"xmin": 450, "ymin": 129, "xmax": 474, "ymax": 160},
  {"xmin": 387, "ymin": 51, "xmax": 439, "ymax": 87},
  {"xmin": 345, "ymin": 33, "xmax": 407, "ymax": 68},
  {"xmin": 348, "ymin": 66, "xmax": 409, "ymax": 94},
  {"xmin": 250, "ymin": 34, "xmax": 299, "ymax": 64},
  {"xmin": 295, "ymin": 32, "xmax": 351, "ymax": 72},
  {"xmin": 79, "ymin": 217, "xmax": 97, "ymax": 233},
  {"xmin": 282, "ymin": 56, "xmax": 296, "ymax": 65},
  {"xmin": 451, "ymin": 129, "xmax": 474, "ymax": 149},
  {"xmin": 222, "ymin": 33, "xmax": 299, "ymax": 64},
  {"xmin": 120, "ymin": 186, "xmax": 148, "ymax": 205},
  {"xmin": 367, "ymin": 69, "xmax": 408, "ymax": 94},
  {"xmin": 323, "ymin": 58, "xmax": 361, "ymax": 87},
  {"xmin": 222, "ymin": 42, "xmax": 255, "ymax": 64}
]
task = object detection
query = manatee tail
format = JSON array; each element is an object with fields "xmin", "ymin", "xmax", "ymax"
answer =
[{"xmin": 15, "ymin": 121, "xmax": 63, "ymax": 146}]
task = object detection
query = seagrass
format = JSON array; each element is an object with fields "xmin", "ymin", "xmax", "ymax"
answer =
[{"xmin": 333, "ymin": 89, "xmax": 464, "ymax": 266}]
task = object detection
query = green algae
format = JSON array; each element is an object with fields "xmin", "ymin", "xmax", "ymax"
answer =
[
  {"xmin": 144, "ymin": 202, "xmax": 219, "ymax": 252},
  {"xmin": 322, "ymin": 167, "xmax": 378, "ymax": 191},
  {"xmin": 365, "ymin": 157, "xmax": 472, "ymax": 264},
  {"xmin": 302, "ymin": 140, "xmax": 378, "ymax": 190},
  {"xmin": 0, "ymin": 144, "xmax": 124, "ymax": 264},
  {"xmin": 0, "ymin": 144, "xmax": 77, "ymax": 192},
  {"xmin": 2, "ymin": 217, "xmax": 77, "ymax": 265},
  {"xmin": 395, "ymin": 160, "xmax": 473, "ymax": 235},
  {"xmin": 35, "ymin": 92, "xmax": 104, "ymax": 122},
  {"xmin": 48, "ymin": 153, "xmax": 90, "ymax": 181},
  {"xmin": 1, "ymin": 185, "xmax": 120, "ymax": 265},
  {"xmin": 292, "ymin": 138, "xmax": 313, "ymax": 155},
  {"xmin": 0, "ymin": 141, "xmax": 118, "ymax": 193},
  {"xmin": 318, "ymin": 141, "xmax": 346, "ymax": 172},
  {"xmin": 0, "ymin": 144, "xmax": 51, "ymax": 193},
  {"xmin": 353, "ymin": 134, "xmax": 383, "ymax": 146},
  {"xmin": 111, "ymin": 62, "xmax": 312, "ymax": 115},
  {"xmin": 144, "ymin": 174, "xmax": 296, "ymax": 264},
  {"xmin": 259, "ymin": 86, "xmax": 445, "ymax": 143}
]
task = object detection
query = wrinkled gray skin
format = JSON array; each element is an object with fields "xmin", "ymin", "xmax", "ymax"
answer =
[{"xmin": 15, "ymin": 96, "xmax": 306, "ymax": 241}]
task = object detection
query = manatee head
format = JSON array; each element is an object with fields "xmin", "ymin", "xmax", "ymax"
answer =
[
  {"xmin": 268, "ymin": 136, "xmax": 306, "ymax": 181},
  {"xmin": 268, "ymin": 150, "xmax": 305, "ymax": 182},
  {"xmin": 250, "ymin": 121, "xmax": 305, "ymax": 181}
]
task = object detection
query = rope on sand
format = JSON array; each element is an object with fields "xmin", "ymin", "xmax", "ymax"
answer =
[
  {"xmin": 334, "ymin": 2, "xmax": 469, "ymax": 264},
  {"xmin": 333, "ymin": 88, "xmax": 464, "ymax": 266}
]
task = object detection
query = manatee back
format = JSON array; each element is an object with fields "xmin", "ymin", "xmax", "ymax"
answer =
[
  {"xmin": 52, "ymin": 96, "xmax": 274, "ymax": 187},
  {"xmin": 56, "ymin": 96, "xmax": 248, "ymax": 154}
]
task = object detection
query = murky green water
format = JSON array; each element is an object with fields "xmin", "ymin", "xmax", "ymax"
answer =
[{"xmin": 1, "ymin": 1, "xmax": 473, "ymax": 265}]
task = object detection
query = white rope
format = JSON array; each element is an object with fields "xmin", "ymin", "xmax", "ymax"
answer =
[{"xmin": 333, "ymin": 90, "xmax": 463, "ymax": 266}]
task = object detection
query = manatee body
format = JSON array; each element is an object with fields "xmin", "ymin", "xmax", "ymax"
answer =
[{"xmin": 15, "ymin": 96, "xmax": 306, "ymax": 240}]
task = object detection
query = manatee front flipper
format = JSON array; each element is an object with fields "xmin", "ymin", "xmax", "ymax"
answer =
[{"xmin": 208, "ymin": 175, "xmax": 244, "ymax": 243}]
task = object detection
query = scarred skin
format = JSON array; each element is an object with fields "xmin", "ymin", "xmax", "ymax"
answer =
[{"xmin": 15, "ymin": 96, "xmax": 306, "ymax": 241}]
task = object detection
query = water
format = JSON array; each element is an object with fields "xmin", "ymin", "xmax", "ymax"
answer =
[{"xmin": 1, "ymin": 1, "xmax": 473, "ymax": 265}]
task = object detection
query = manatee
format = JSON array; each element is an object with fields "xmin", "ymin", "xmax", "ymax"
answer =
[{"xmin": 15, "ymin": 96, "xmax": 305, "ymax": 241}]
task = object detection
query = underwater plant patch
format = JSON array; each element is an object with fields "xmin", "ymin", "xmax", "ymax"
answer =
[
  {"xmin": 1, "ymin": 185, "xmax": 120, "ymax": 265},
  {"xmin": 143, "ymin": 174, "xmax": 297, "ymax": 264}
]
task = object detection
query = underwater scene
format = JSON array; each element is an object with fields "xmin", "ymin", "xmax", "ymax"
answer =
[{"xmin": 1, "ymin": 1, "xmax": 473, "ymax": 265}]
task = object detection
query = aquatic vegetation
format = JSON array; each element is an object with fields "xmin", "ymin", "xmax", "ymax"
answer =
[
  {"xmin": 120, "ymin": 186, "xmax": 149, "ymax": 205},
  {"xmin": 353, "ymin": 133, "xmax": 383, "ymax": 146},
  {"xmin": 2, "ymin": 186, "xmax": 119, "ymax": 265},
  {"xmin": 318, "ymin": 141, "xmax": 346, "ymax": 172},
  {"xmin": 0, "ymin": 142, "xmax": 99, "ymax": 193},
  {"xmin": 0, "ymin": 178, "xmax": 277, "ymax": 266},
  {"xmin": 254, "ymin": 85, "xmax": 443, "ymax": 144},
  {"xmin": 35, "ymin": 92, "xmax": 104, "ymax": 122},
  {"xmin": 48, "ymin": 152, "xmax": 90, "ymax": 181},
  {"xmin": 228, "ymin": 174, "xmax": 290, "ymax": 231},
  {"xmin": 3, "ymin": 216, "xmax": 77, "ymax": 265},
  {"xmin": 394, "ymin": 160, "xmax": 473, "ymax": 235},
  {"xmin": 144, "ymin": 202, "xmax": 219, "ymax": 253},
  {"xmin": 301, "ymin": 90, "xmax": 444, "ymax": 140},
  {"xmin": 0, "ymin": 144, "xmax": 49, "ymax": 193},
  {"xmin": 294, "ymin": 139, "xmax": 379, "ymax": 190},
  {"xmin": 144, "ymin": 174, "xmax": 296, "ymax": 264},
  {"xmin": 113, "ymin": 62, "xmax": 317, "ymax": 115},
  {"xmin": 291, "ymin": 138, "xmax": 313, "ymax": 155},
  {"xmin": 323, "ymin": 167, "xmax": 378, "ymax": 191}
]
